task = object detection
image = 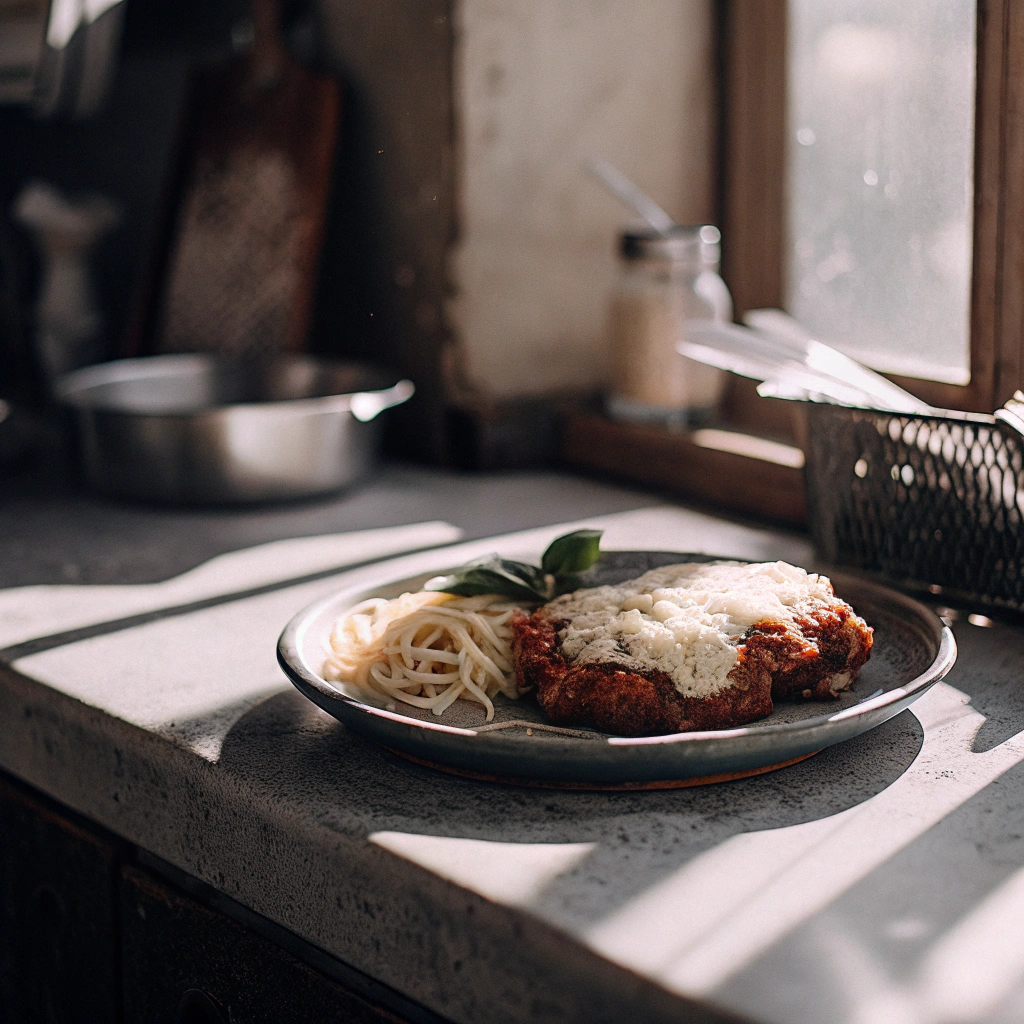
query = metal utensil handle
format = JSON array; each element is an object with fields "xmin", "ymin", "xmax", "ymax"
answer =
[
  {"xmin": 584, "ymin": 158, "xmax": 676, "ymax": 236},
  {"xmin": 995, "ymin": 391, "xmax": 1024, "ymax": 438},
  {"xmin": 744, "ymin": 308, "xmax": 933, "ymax": 415},
  {"xmin": 348, "ymin": 379, "xmax": 415, "ymax": 423}
]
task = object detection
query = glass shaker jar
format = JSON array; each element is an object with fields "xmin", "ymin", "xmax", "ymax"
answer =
[{"xmin": 606, "ymin": 224, "xmax": 732, "ymax": 428}]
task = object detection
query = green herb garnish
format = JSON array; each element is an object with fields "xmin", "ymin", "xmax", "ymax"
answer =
[{"xmin": 426, "ymin": 529, "xmax": 603, "ymax": 603}]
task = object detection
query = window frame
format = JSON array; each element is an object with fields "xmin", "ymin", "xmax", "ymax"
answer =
[
  {"xmin": 719, "ymin": 0, "xmax": 1024, "ymax": 416},
  {"xmin": 560, "ymin": 1, "xmax": 1023, "ymax": 525}
]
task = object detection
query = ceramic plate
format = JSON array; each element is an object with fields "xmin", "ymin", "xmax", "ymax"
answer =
[{"xmin": 277, "ymin": 551, "xmax": 956, "ymax": 785}]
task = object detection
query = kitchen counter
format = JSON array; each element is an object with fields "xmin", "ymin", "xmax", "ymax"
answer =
[{"xmin": 2, "ymin": 463, "xmax": 1023, "ymax": 1024}]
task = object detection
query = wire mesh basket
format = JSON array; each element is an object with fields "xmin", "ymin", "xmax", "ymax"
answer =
[{"xmin": 804, "ymin": 403, "xmax": 1024, "ymax": 612}]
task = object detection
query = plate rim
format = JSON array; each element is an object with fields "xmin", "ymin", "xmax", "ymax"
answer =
[{"xmin": 277, "ymin": 550, "xmax": 957, "ymax": 749}]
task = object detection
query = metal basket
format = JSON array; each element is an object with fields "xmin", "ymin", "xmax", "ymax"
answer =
[{"xmin": 804, "ymin": 403, "xmax": 1024, "ymax": 612}]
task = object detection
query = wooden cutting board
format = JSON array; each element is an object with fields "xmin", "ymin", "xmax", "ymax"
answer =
[{"xmin": 135, "ymin": 0, "xmax": 340, "ymax": 358}]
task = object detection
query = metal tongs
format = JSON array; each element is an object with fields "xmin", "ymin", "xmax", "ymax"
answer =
[
  {"xmin": 678, "ymin": 310, "xmax": 935, "ymax": 415},
  {"xmin": 995, "ymin": 391, "xmax": 1024, "ymax": 437},
  {"xmin": 678, "ymin": 308, "xmax": 1024, "ymax": 430}
]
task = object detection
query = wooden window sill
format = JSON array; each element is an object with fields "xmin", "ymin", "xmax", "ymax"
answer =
[{"xmin": 560, "ymin": 410, "xmax": 807, "ymax": 528}]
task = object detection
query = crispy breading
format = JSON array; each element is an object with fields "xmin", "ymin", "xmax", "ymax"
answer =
[{"xmin": 511, "ymin": 598, "xmax": 873, "ymax": 737}]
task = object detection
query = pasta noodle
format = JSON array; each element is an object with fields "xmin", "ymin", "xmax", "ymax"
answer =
[{"xmin": 323, "ymin": 590, "xmax": 524, "ymax": 722}]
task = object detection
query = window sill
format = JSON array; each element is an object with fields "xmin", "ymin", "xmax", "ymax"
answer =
[{"xmin": 560, "ymin": 411, "xmax": 807, "ymax": 528}]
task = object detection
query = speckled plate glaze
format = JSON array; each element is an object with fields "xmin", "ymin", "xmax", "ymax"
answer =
[{"xmin": 277, "ymin": 551, "xmax": 957, "ymax": 785}]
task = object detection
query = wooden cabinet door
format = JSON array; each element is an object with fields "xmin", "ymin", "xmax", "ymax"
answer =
[
  {"xmin": 0, "ymin": 773, "xmax": 121, "ymax": 1024},
  {"xmin": 120, "ymin": 865, "xmax": 410, "ymax": 1024}
]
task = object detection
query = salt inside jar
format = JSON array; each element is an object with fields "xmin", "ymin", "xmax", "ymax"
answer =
[{"xmin": 606, "ymin": 224, "xmax": 732, "ymax": 428}]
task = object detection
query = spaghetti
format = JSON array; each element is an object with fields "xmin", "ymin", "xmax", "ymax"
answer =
[{"xmin": 323, "ymin": 590, "xmax": 523, "ymax": 721}]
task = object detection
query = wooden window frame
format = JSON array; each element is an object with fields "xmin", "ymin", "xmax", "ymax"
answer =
[
  {"xmin": 721, "ymin": 0, "xmax": 1024, "ymax": 416},
  {"xmin": 563, "ymin": 1, "xmax": 1023, "ymax": 526}
]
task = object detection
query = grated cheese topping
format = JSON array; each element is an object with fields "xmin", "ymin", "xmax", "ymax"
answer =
[{"xmin": 545, "ymin": 561, "xmax": 837, "ymax": 698}]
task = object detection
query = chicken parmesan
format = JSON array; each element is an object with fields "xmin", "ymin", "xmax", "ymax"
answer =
[{"xmin": 510, "ymin": 560, "xmax": 873, "ymax": 736}]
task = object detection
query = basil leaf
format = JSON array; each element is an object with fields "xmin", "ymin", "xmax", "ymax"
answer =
[
  {"xmin": 493, "ymin": 557, "xmax": 544, "ymax": 587},
  {"xmin": 426, "ymin": 532, "xmax": 605, "ymax": 603},
  {"xmin": 541, "ymin": 529, "xmax": 603, "ymax": 576},
  {"xmin": 426, "ymin": 554, "xmax": 545, "ymax": 601}
]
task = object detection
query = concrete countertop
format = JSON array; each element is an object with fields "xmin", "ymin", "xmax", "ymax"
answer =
[{"xmin": 2, "ymin": 464, "xmax": 1023, "ymax": 1024}]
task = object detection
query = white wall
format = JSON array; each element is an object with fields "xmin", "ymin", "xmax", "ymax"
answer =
[{"xmin": 448, "ymin": 0, "xmax": 715, "ymax": 400}]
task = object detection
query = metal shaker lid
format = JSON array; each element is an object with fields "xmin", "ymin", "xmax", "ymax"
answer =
[{"xmin": 620, "ymin": 224, "xmax": 721, "ymax": 266}]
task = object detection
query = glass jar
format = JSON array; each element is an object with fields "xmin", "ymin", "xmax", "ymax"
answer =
[{"xmin": 606, "ymin": 224, "xmax": 732, "ymax": 428}]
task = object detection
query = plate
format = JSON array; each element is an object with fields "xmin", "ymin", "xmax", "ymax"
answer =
[{"xmin": 277, "ymin": 551, "xmax": 957, "ymax": 786}]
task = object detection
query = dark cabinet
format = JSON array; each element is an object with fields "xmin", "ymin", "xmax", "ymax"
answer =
[
  {"xmin": 0, "ymin": 774, "xmax": 121, "ymax": 1024},
  {"xmin": 120, "ymin": 865, "xmax": 405, "ymax": 1023},
  {"xmin": 0, "ymin": 773, "xmax": 429, "ymax": 1024}
]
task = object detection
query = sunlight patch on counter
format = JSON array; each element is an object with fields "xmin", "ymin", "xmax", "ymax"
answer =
[{"xmin": 585, "ymin": 682, "xmax": 1024, "ymax": 1007}]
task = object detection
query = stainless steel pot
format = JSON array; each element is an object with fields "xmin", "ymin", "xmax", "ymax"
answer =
[{"xmin": 56, "ymin": 354, "xmax": 414, "ymax": 503}]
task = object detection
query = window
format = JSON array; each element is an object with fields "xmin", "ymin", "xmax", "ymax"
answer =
[
  {"xmin": 722, "ymin": 0, "xmax": 1024, "ymax": 414},
  {"xmin": 786, "ymin": 0, "xmax": 976, "ymax": 387}
]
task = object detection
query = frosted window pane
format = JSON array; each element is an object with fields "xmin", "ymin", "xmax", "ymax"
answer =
[{"xmin": 785, "ymin": 1, "xmax": 975, "ymax": 385}]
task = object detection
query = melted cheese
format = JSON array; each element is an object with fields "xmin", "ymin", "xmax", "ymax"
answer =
[{"xmin": 546, "ymin": 561, "xmax": 836, "ymax": 698}]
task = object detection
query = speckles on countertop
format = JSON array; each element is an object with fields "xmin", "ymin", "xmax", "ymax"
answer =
[{"xmin": 5, "ymin": 465, "xmax": 1021, "ymax": 1024}]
